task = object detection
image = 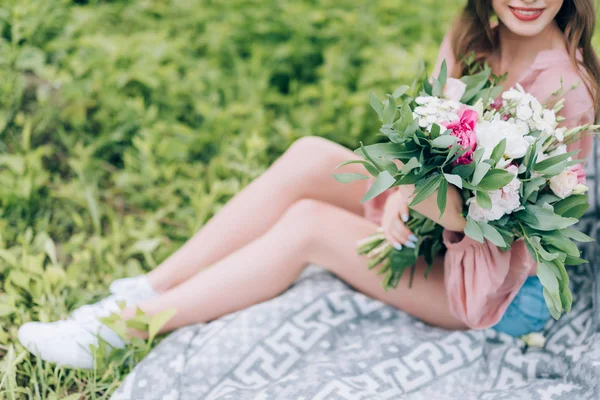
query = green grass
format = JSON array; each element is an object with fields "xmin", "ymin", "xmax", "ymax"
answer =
[{"xmin": 0, "ymin": 0, "xmax": 597, "ymax": 397}]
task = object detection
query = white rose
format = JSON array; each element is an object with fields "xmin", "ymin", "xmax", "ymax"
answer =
[
  {"xmin": 442, "ymin": 77, "xmax": 467, "ymax": 102},
  {"xmin": 549, "ymin": 169, "xmax": 579, "ymax": 199},
  {"xmin": 468, "ymin": 166, "xmax": 521, "ymax": 222},
  {"xmin": 476, "ymin": 120, "xmax": 532, "ymax": 160}
]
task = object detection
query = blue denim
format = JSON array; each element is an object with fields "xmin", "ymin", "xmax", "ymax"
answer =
[{"xmin": 492, "ymin": 276, "xmax": 551, "ymax": 337}]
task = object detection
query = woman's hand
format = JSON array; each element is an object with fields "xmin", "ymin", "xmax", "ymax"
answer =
[
  {"xmin": 381, "ymin": 190, "xmax": 418, "ymax": 250},
  {"xmin": 398, "ymin": 183, "xmax": 466, "ymax": 232}
]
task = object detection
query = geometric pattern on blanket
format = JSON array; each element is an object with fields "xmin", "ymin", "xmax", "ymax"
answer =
[{"xmin": 112, "ymin": 140, "xmax": 600, "ymax": 400}]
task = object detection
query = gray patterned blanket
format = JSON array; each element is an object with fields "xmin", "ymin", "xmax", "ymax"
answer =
[
  {"xmin": 112, "ymin": 144, "xmax": 600, "ymax": 400},
  {"xmin": 111, "ymin": 260, "xmax": 599, "ymax": 400}
]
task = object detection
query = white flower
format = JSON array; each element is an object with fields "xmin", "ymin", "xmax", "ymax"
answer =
[
  {"xmin": 476, "ymin": 120, "xmax": 532, "ymax": 160},
  {"xmin": 521, "ymin": 332, "xmax": 546, "ymax": 348},
  {"xmin": 550, "ymin": 169, "xmax": 579, "ymax": 199},
  {"xmin": 442, "ymin": 77, "xmax": 467, "ymax": 102},
  {"xmin": 533, "ymin": 109, "xmax": 558, "ymax": 133},
  {"xmin": 554, "ymin": 127, "xmax": 565, "ymax": 142},
  {"xmin": 573, "ymin": 184, "xmax": 589, "ymax": 195},
  {"xmin": 502, "ymin": 86, "xmax": 525, "ymax": 102},
  {"xmin": 468, "ymin": 165, "xmax": 522, "ymax": 222},
  {"xmin": 531, "ymin": 99, "xmax": 543, "ymax": 117},
  {"xmin": 516, "ymin": 103, "xmax": 533, "ymax": 120},
  {"xmin": 412, "ymin": 96, "xmax": 460, "ymax": 131}
]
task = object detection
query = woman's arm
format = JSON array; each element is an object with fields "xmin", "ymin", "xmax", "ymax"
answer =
[
  {"xmin": 390, "ymin": 184, "xmax": 466, "ymax": 233},
  {"xmin": 433, "ymin": 32, "xmax": 456, "ymax": 78}
]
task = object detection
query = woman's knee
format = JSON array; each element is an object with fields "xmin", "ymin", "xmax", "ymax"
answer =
[
  {"xmin": 279, "ymin": 198, "xmax": 329, "ymax": 244},
  {"xmin": 284, "ymin": 136, "xmax": 348, "ymax": 172}
]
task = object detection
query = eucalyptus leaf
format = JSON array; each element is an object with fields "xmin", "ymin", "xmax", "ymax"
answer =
[
  {"xmin": 361, "ymin": 170, "xmax": 396, "ymax": 203},
  {"xmin": 431, "ymin": 134, "xmax": 457, "ymax": 148},
  {"xmin": 443, "ymin": 173, "xmax": 463, "ymax": 189},
  {"xmin": 332, "ymin": 173, "xmax": 369, "ymax": 183},
  {"xmin": 464, "ymin": 217, "xmax": 484, "ymax": 243}
]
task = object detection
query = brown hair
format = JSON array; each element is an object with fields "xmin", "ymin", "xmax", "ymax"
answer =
[{"xmin": 450, "ymin": 0, "xmax": 600, "ymax": 117}]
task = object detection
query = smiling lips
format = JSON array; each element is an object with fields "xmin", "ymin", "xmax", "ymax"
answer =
[{"xmin": 509, "ymin": 6, "xmax": 545, "ymax": 22}]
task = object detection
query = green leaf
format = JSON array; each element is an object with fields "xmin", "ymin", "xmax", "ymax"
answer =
[
  {"xmin": 438, "ymin": 60, "xmax": 447, "ymax": 86},
  {"xmin": 437, "ymin": 178, "xmax": 448, "ymax": 218},
  {"xmin": 561, "ymin": 204, "xmax": 589, "ymax": 219},
  {"xmin": 534, "ymin": 151, "xmax": 579, "ymax": 172},
  {"xmin": 148, "ymin": 308, "xmax": 177, "ymax": 342},
  {"xmin": 0, "ymin": 303, "xmax": 16, "ymax": 317},
  {"xmin": 523, "ymin": 176, "xmax": 547, "ymax": 202},
  {"xmin": 409, "ymin": 174, "xmax": 442, "ymax": 207},
  {"xmin": 489, "ymin": 138, "xmax": 506, "ymax": 164},
  {"xmin": 369, "ymin": 93, "xmax": 383, "ymax": 121},
  {"xmin": 543, "ymin": 287, "xmax": 562, "ymax": 319},
  {"xmin": 526, "ymin": 205, "xmax": 578, "ymax": 231},
  {"xmin": 537, "ymin": 263, "xmax": 560, "ymax": 300},
  {"xmin": 432, "ymin": 79, "xmax": 443, "ymax": 97},
  {"xmin": 478, "ymin": 221, "xmax": 506, "ymax": 247},
  {"xmin": 477, "ymin": 169, "xmax": 515, "ymax": 191},
  {"xmin": 443, "ymin": 173, "xmax": 463, "ymax": 189},
  {"xmin": 431, "ymin": 134, "xmax": 457, "ymax": 148},
  {"xmin": 472, "ymin": 162, "xmax": 491, "ymax": 186},
  {"xmin": 543, "ymin": 235, "xmax": 580, "ymax": 258},
  {"xmin": 400, "ymin": 157, "xmax": 421, "ymax": 175},
  {"xmin": 356, "ymin": 143, "xmax": 419, "ymax": 159},
  {"xmin": 565, "ymin": 255, "xmax": 588, "ymax": 265},
  {"xmin": 553, "ymin": 194, "xmax": 589, "ymax": 217},
  {"xmin": 382, "ymin": 94, "xmax": 397, "ymax": 124},
  {"xmin": 429, "ymin": 123, "xmax": 441, "ymax": 139},
  {"xmin": 476, "ymin": 190, "xmax": 492, "ymax": 209},
  {"xmin": 336, "ymin": 159, "xmax": 379, "ymax": 176},
  {"xmin": 562, "ymin": 228, "xmax": 594, "ymax": 243},
  {"xmin": 361, "ymin": 170, "xmax": 396, "ymax": 203},
  {"xmin": 452, "ymin": 162, "xmax": 476, "ymax": 179},
  {"xmin": 332, "ymin": 173, "xmax": 369, "ymax": 183},
  {"xmin": 464, "ymin": 217, "xmax": 484, "ymax": 243},
  {"xmin": 392, "ymin": 85, "xmax": 409, "ymax": 99}
]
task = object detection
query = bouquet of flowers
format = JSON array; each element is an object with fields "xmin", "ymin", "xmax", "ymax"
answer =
[{"xmin": 335, "ymin": 61, "xmax": 599, "ymax": 319}]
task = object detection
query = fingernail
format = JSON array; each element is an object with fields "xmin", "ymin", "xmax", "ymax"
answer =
[
  {"xmin": 408, "ymin": 234, "xmax": 418, "ymax": 242},
  {"xmin": 392, "ymin": 242, "xmax": 403, "ymax": 250},
  {"xmin": 404, "ymin": 241, "xmax": 416, "ymax": 249},
  {"xmin": 401, "ymin": 213, "xmax": 409, "ymax": 222}
]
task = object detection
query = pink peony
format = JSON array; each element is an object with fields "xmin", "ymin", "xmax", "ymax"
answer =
[
  {"xmin": 446, "ymin": 108, "xmax": 478, "ymax": 165},
  {"xmin": 570, "ymin": 163, "xmax": 586, "ymax": 185}
]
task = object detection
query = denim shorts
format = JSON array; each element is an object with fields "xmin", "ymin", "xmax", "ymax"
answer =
[{"xmin": 492, "ymin": 276, "xmax": 551, "ymax": 337}]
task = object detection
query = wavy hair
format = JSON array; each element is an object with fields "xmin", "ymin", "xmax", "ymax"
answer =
[{"xmin": 450, "ymin": 0, "xmax": 600, "ymax": 117}]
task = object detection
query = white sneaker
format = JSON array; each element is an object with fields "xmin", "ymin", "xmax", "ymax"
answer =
[{"xmin": 18, "ymin": 275, "xmax": 157, "ymax": 369}]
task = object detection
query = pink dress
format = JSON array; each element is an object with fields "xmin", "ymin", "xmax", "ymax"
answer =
[{"xmin": 363, "ymin": 47, "xmax": 596, "ymax": 329}]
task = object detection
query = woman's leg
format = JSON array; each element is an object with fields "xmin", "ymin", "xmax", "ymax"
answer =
[
  {"xmin": 146, "ymin": 136, "xmax": 370, "ymax": 292},
  {"xmin": 135, "ymin": 199, "xmax": 465, "ymax": 332}
]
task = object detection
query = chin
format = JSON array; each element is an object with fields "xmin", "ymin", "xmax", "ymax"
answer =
[{"xmin": 493, "ymin": 1, "xmax": 564, "ymax": 37}]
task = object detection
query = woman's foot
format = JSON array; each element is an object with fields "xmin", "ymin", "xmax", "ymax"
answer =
[{"xmin": 18, "ymin": 275, "xmax": 157, "ymax": 369}]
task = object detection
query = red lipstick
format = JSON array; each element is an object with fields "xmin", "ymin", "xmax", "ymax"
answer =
[{"xmin": 509, "ymin": 6, "xmax": 544, "ymax": 22}]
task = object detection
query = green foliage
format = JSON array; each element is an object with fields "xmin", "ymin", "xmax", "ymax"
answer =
[{"xmin": 0, "ymin": 0, "xmax": 466, "ymax": 396}]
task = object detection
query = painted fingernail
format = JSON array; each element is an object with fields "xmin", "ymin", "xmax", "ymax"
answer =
[
  {"xmin": 392, "ymin": 242, "xmax": 403, "ymax": 250},
  {"xmin": 408, "ymin": 234, "xmax": 418, "ymax": 242},
  {"xmin": 401, "ymin": 213, "xmax": 409, "ymax": 222},
  {"xmin": 404, "ymin": 241, "xmax": 416, "ymax": 249}
]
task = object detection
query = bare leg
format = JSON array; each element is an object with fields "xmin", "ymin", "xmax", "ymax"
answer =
[
  {"xmin": 147, "ymin": 137, "xmax": 370, "ymax": 292},
  {"xmin": 135, "ymin": 200, "xmax": 465, "ymax": 332}
]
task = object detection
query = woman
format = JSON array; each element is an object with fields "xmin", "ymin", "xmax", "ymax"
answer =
[{"xmin": 19, "ymin": 0, "xmax": 600, "ymax": 369}]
